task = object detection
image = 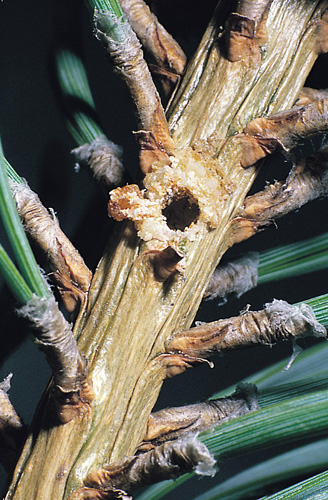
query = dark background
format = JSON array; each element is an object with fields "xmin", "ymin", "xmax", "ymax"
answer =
[{"xmin": 1, "ymin": 0, "xmax": 328, "ymax": 497}]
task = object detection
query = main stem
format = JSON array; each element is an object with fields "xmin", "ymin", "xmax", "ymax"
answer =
[{"xmin": 6, "ymin": 1, "xmax": 326, "ymax": 498}]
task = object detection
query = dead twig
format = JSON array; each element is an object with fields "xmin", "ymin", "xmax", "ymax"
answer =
[
  {"xmin": 11, "ymin": 180, "xmax": 92, "ymax": 314},
  {"xmin": 0, "ymin": 375, "xmax": 26, "ymax": 472},
  {"xmin": 204, "ymin": 252, "xmax": 259, "ymax": 301},
  {"xmin": 73, "ymin": 135, "xmax": 125, "ymax": 187},
  {"xmin": 94, "ymin": 10, "xmax": 174, "ymax": 174},
  {"xmin": 166, "ymin": 299, "xmax": 326, "ymax": 366},
  {"xmin": 69, "ymin": 435, "xmax": 215, "ymax": 499},
  {"xmin": 119, "ymin": 0, "xmax": 186, "ymax": 98},
  {"xmin": 229, "ymin": 146, "xmax": 328, "ymax": 245},
  {"xmin": 141, "ymin": 383, "xmax": 258, "ymax": 448},
  {"xmin": 17, "ymin": 294, "xmax": 94, "ymax": 423}
]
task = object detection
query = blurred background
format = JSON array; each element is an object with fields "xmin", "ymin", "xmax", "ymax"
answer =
[{"xmin": 1, "ymin": 0, "xmax": 328, "ymax": 497}]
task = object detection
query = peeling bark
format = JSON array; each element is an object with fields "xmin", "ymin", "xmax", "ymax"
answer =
[
  {"xmin": 229, "ymin": 146, "xmax": 328, "ymax": 245},
  {"xmin": 157, "ymin": 352, "xmax": 214, "ymax": 379},
  {"xmin": 223, "ymin": 0, "xmax": 273, "ymax": 62},
  {"xmin": 69, "ymin": 435, "xmax": 215, "ymax": 499},
  {"xmin": 11, "ymin": 180, "xmax": 92, "ymax": 314},
  {"xmin": 166, "ymin": 300, "xmax": 326, "ymax": 363},
  {"xmin": 73, "ymin": 136, "xmax": 124, "ymax": 187},
  {"xmin": 147, "ymin": 245, "xmax": 185, "ymax": 282},
  {"xmin": 119, "ymin": 0, "xmax": 186, "ymax": 97},
  {"xmin": 94, "ymin": 10, "xmax": 174, "ymax": 173},
  {"xmin": 17, "ymin": 294, "xmax": 94, "ymax": 423},
  {"xmin": 141, "ymin": 383, "xmax": 258, "ymax": 448}
]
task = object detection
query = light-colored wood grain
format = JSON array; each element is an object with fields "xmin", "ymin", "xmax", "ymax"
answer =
[{"xmin": 6, "ymin": 1, "xmax": 328, "ymax": 498}]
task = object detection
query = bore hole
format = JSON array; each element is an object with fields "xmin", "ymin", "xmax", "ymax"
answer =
[{"xmin": 162, "ymin": 190, "xmax": 200, "ymax": 231}]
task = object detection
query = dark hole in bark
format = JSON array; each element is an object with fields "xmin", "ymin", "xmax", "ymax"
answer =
[{"xmin": 162, "ymin": 190, "xmax": 200, "ymax": 231}]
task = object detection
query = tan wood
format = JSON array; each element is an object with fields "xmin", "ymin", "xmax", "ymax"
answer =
[{"xmin": 6, "ymin": 1, "xmax": 328, "ymax": 498}]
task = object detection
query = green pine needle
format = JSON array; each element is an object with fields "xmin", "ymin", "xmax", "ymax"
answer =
[
  {"xmin": 56, "ymin": 48, "xmax": 104, "ymax": 146},
  {"xmin": 5, "ymin": 158, "xmax": 24, "ymax": 184},
  {"xmin": 86, "ymin": 0, "xmax": 123, "ymax": 18},
  {"xmin": 135, "ymin": 291, "xmax": 328, "ymax": 500},
  {"xmin": 193, "ymin": 438, "xmax": 328, "ymax": 500},
  {"xmin": 259, "ymin": 470, "xmax": 328, "ymax": 500},
  {"xmin": 201, "ymin": 387, "xmax": 328, "ymax": 461},
  {"xmin": 258, "ymin": 232, "xmax": 328, "ymax": 284},
  {"xmin": 84, "ymin": 0, "xmax": 126, "ymax": 43},
  {"xmin": 56, "ymin": 1, "xmax": 127, "ymax": 146},
  {"xmin": 0, "ymin": 244, "xmax": 33, "ymax": 305},
  {"xmin": 0, "ymin": 141, "xmax": 49, "ymax": 298}
]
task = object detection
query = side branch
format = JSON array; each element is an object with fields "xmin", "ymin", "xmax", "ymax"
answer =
[
  {"xmin": 166, "ymin": 300, "xmax": 326, "ymax": 364},
  {"xmin": 229, "ymin": 146, "xmax": 328, "ymax": 245},
  {"xmin": 119, "ymin": 0, "xmax": 186, "ymax": 97},
  {"xmin": 17, "ymin": 293, "xmax": 94, "ymax": 423},
  {"xmin": 0, "ymin": 375, "xmax": 26, "ymax": 473},
  {"xmin": 237, "ymin": 98, "xmax": 328, "ymax": 168},
  {"xmin": 94, "ymin": 10, "xmax": 175, "ymax": 173},
  {"xmin": 11, "ymin": 180, "xmax": 92, "ymax": 314},
  {"xmin": 142, "ymin": 383, "xmax": 258, "ymax": 448},
  {"xmin": 69, "ymin": 436, "xmax": 216, "ymax": 500}
]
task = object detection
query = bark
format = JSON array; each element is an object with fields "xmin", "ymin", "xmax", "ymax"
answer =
[
  {"xmin": 72, "ymin": 136, "xmax": 124, "ymax": 187},
  {"xmin": 0, "ymin": 375, "xmax": 26, "ymax": 473},
  {"xmin": 11, "ymin": 181, "xmax": 92, "ymax": 314},
  {"xmin": 204, "ymin": 252, "xmax": 260, "ymax": 301},
  {"xmin": 71, "ymin": 436, "xmax": 216, "ymax": 499},
  {"xmin": 166, "ymin": 300, "xmax": 326, "ymax": 361},
  {"xmin": 142, "ymin": 383, "xmax": 258, "ymax": 447},
  {"xmin": 17, "ymin": 294, "xmax": 94, "ymax": 424},
  {"xmin": 6, "ymin": 1, "xmax": 328, "ymax": 499}
]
